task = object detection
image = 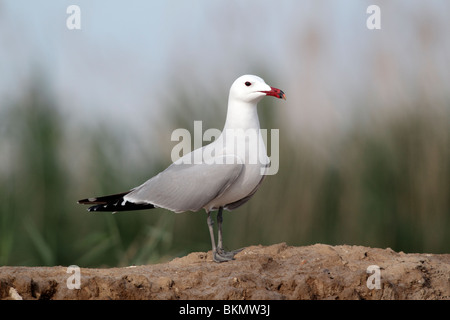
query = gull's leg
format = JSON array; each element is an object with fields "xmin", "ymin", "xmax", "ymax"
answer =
[
  {"xmin": 216, "ymin": 207, "xmax": 243, "ymax": 260},
  {"xmin": 207, "ymin": 210, "xmax": 229, "ymax": 263},
  {"xmin": 216, "ymin": 207, "xmax": 224, "ymax": 251},
  {"xmin": 207, "ymin": 211, "xmax": 217, "ymax": 254}
]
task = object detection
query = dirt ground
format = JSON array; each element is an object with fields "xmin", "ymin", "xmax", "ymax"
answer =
[{"xmin": 1, "ymin": 243, "xmax": 449, "ymax": 300}]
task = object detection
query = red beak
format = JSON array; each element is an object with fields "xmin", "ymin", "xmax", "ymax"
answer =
[{"xmin": 260, "ymin": 87, "xmax": 286, "ymax": 100}]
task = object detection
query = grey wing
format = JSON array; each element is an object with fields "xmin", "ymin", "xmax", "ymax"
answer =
[{"xmin": 124, "ymin": 159, "xmax": 244, "ymax": 213}]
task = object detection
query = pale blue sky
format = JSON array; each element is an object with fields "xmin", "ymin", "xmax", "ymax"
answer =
[{"xmin": 0, "ymin": 1, "xmax": 449, "ymax": 135}]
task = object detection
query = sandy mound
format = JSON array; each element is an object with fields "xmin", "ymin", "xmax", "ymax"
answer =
[{"xmin": 1, "ymin": 243, "xmax": 449, "ymax": 300}]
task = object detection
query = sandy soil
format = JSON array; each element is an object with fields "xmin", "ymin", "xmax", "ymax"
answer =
[{"xmin": 1, "ymin": 243, "xmax": 449, "ymax": 300}]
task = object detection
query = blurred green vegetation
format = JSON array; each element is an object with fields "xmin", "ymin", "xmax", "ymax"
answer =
[{"xmin": 0, "ymin": 79, "xmax": 449, "ymax": 267}]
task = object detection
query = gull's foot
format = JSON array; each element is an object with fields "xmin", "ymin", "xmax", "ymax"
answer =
[{"xmin": 213, "ymin": 247, "xmax": 244, "ymax": 263}]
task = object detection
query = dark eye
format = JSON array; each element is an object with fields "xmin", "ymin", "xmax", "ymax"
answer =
[{"xmin": 245, "ymin": 81, "xmax": 251, "ymax": 87}]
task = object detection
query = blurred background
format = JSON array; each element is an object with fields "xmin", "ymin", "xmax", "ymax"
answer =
[{"xmin": 0, "ymin": 0, "xmax": 449, "ymax": 267}]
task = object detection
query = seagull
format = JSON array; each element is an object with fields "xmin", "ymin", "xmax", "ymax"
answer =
[{"xmin": 78, "ymin": 75, "xmax": 286, "ymax": 262}]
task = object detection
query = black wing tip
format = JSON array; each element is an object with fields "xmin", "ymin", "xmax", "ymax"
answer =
[
  {"xmin": 86, "ymin": 202, "xmax": 155, "ymax": 212},
  {"xmin": 78, "ymin": 191, "xmax": 132, "ymax": 205},
  {"xmin": 78, "ymin": 191, "xmax": 155, "ymax": 212}
]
